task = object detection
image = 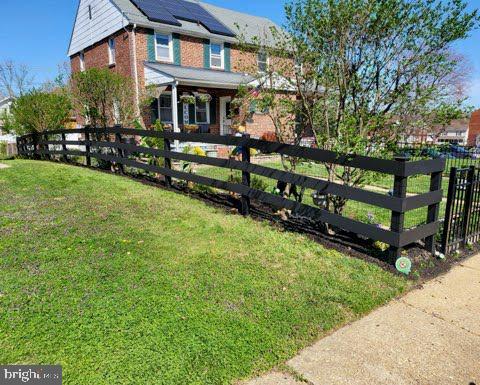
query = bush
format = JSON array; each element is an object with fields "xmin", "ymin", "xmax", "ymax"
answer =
[
  {"xmin": 228, "ymin": 174, "xmax": 268, "ymax": 191},
  {"xmin": 72, "ymin": 68, "xmax": 136, "ymax": 128},
  {"xmin": 261, "ymin": 132, "xmax": 277, "ymax": 142},
  {"xmin": 0, "ymin": 142, "xmax": 7, "ymax": 159},
  {"xmin": 4, "ymin": 89, "xmax": 72, "ymax": 135}
]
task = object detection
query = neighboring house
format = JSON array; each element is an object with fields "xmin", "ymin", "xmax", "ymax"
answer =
[
  {"xmin": 0, "ymin": 97, "xmax": 16, "ymax": 143},
  {"xmin": 68, "ymin": 0, "xmax": 284, "ymax": 146},
  {"xmin": 403, "ymin": 118, "xmax": 470, "ymax": 146}
]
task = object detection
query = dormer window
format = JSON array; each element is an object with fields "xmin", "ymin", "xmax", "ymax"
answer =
[
  {"xmin": 79, "ymin": 51, "xmax": 85, "ymax": 72},
  {"xmin": 210, "ymin": 42, "xmax": 224, "ymax": 69},
  {"xmin": 257, "ymin": 51, "xmax": 268, "ymax": 72},
  {"xmin": 155, "ymin": 33, "xmax": 173, "ymax": 62},
  {"xmin": 108, "ymin": 38, "xmax": 116, "ymax": 65}
]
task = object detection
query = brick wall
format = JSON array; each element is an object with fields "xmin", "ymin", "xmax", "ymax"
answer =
[
  {"xmin": 180, "ymin": 35, "xmax": 205, "ymax": 68},
  {"xmin": 70, "ymin": 29, "xmax": 133, "ymax": 77},
  {"xmin": 231, "ymin": 45, "xmax": 257, "ymax": 73},
  {"xmin": 468, "ymin": 110, "xmax": 480, "ymax": 146}
]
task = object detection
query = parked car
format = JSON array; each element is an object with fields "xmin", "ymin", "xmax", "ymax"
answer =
[
  {"xmin": 420, "ymin": 148, "xmax": 443, "ymax": 159},
  {"xmin": 448, "ymin": 144, "xmax": 471, "ymax": 159}
]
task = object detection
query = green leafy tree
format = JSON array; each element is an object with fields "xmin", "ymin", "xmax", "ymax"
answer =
[
  {"xmin": 237, "ymin": 0, "xmax": 479, "ymax": 214},
  {"xmin": 72, "ymin": 68, "xmax": 136, "ymax": 128},
  {"xmin": 3, "ymin": 89, "xmax": 72, "ymax": 135}
]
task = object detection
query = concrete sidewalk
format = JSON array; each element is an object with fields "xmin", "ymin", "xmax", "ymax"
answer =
[{"xmin": 246, "ymin": 254, "xmax": 480, "ymax": 385}]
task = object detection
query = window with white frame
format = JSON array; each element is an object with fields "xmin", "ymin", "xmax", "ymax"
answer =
[
  {"xmin": 257, "ymin": 51, "xmax": 268, "ymax": 72},
  {"xmin": 108, "ymin": 38, "xmax": 116, "ymax": 65},
  {"xmin": 155, "ymin": 33, "xmax": 172, "ymax": 62},
  {"xmin": 79, "ymin": 51, "xmax": 85, "ymax": 71},
  {"xmin": 195, "ymin": 98, "xmax": 209, "ymax": 124},
  {"xmin": 210, "ymin": 42, "xmax": 223, "ymax": 69},
  {"xmin": 159, "ymin": 94, "xmax": 173, "ymax": 123}
]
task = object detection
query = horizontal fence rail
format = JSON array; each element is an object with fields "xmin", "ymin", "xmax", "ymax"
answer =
[{"xmin": 17, "ymin": 127, "xmax": 446, "ymax": 260}]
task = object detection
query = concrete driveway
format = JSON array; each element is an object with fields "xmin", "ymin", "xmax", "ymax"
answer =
[{"xmin": 246, "ymin": 254, "xmax": 480, "ymax": 385}]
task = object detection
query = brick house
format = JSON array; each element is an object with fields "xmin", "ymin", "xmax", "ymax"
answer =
[
  {"xmin": 468, "ymin": 109, "xmax": 480, "ymax": 146},
  {"xmin": 68, "ymin": 0, "xmax": 285, "ymax": 146}
]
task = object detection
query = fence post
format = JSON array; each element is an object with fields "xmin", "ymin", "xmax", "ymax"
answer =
[
  {"xmin": 240, "ymin": 133, "xmax": 251, "ymax": 216},
  {"xmin": 85, "ymin": 127, "xmax": 91, "ymax": 166},
  {"xmin": 389, "ymin": 156, "xmax": 409, "ymax": 263},
  {"xmin": 163, "ymin": 133, "xmax": 172, "ymax": 188},
  {"xmin": 424, "ymin": 168, "xmax": 444, "ymax": 254},
  {"xmin": 461, "ymin": 165, "xmax": 476, "ymax": 246},
  {"xmin": 441, "ymin": 167, "xmax": 457, "ymax": 255},
  {"xmin": 33, "ymin": 132, "xmax": 39, "ymax": 159},
  {"xmin": 43, "ymin": 133, "xmax": 51, "ymax": 160},
  {"xmin": 16, "ymin": 137, "xmax": 22, "ymax": 156},
  {"xmin": 61, "ymin": 133, "xmax": 68, "ymax": 162},
  {"xmin": 114, "ymin": 125, "xmax": 125, "ymax": 174}
]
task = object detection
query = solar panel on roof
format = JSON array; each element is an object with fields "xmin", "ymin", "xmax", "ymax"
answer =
[
  {"xmin": 130, "ymin": 0, "xmax": 182, "ymax": 26},
  {"xmin": 130, "ymin": 0, "xmax": 235, "ymax": 37}
]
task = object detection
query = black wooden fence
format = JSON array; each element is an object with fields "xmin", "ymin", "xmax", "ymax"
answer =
[
  {"xmin": 17, "ymin": 127, "xmax": 446, "ymax": 261},
  {"xmin": 442, "ymin": 166, "xmax": 480, "ymax": 254}
]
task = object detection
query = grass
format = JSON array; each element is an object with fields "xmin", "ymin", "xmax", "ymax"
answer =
[
  {"xmin": 0, "ymin": 160, "xmax": 408, "ymax": 385},
  {"xmin": 195, "ymin": 159, "xmax": 446, "ymax": 229}
]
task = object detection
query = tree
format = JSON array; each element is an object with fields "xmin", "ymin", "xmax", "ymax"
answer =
[
  {"xmin": 71, "ymin": 68, "xmax": 136, "ymax": 128},
  {"xmin": 0, "ymin": 60, "xmax": 34, "ymax": 97},
  {"xmin": 238, "ymin": 0, "xmax": 479, "ymax": 214},
  {"xmin": 3, "ymin": 89, "xmax": 72, "ymax": 135}
]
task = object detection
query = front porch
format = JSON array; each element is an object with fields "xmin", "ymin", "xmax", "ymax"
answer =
[{"xmin": 145, "ymin": 62, "xmax": 255, "ymax": 152}]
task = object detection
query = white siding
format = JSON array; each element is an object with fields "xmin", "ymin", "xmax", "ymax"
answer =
[
  {"xmin": 144, "ymin": 66, "xmax": 175, "ymax": 86},
  {"xmin": 68, "ymin": 0, "xmax": 128, "ymax": 57}
]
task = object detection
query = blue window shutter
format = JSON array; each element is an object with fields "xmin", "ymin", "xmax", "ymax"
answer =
[
  {"xmin": 209, "ymin": 97, "xmax": 217, "ymax": 124},
  {"xmin": 203, "ymin": 39, "xmax": 211, "ymax": 69},
  {"xmin": 224, "ymin": 43, "xmax": 231, "ymax": 72},
  {"xmin": 173, "ymin": 33, "xmax": 181, "ymax": 65},
  {"xmin": 189, "ymin": 104, "xmax": 196, "ymax": 124},
  {"xmin": 177, "ymin": 102, "xmax": 184, "ymax": 125},
  {"xmin": 147, "ymin": 29, "xmax": 156, "ymax": 61}
]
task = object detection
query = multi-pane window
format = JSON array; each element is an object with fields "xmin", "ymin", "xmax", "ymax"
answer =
[
  {"xmin": 195, "ymin": 99, "xmax": 209, "ymax": 124},
  {"xmin": 159, "ymin": 94, "xmax": 173, "ymax": 123},
  {"xmin": 155, "ymin": 33, "xmax": 171, "ymax": 61},
  {"xmin": 108, "ymin": 38, "xmax": 116, "ymax": 65},
  {"xmin": 210, "ymin": 43, "xmax": 223, "ymax": 69},
  {"xmin": 79, "ymin": 51, "xmax": 85, "ymax": 71},
  {"xmin": 257, "ymin": 51, "xmax": 268, "ymax": 72}
]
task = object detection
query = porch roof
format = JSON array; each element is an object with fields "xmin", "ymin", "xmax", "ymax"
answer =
[{"xmin": 144, "ymin": 62, "xmax": 254, "ymax": 89}]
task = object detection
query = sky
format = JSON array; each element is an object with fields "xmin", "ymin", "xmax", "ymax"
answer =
[{"xmin": 0, "ymin": 0, "xmax": 479, "ymax": 106}]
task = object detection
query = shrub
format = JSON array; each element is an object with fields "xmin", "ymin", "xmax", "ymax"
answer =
[
  {"xmin": 72, "ymin": 68, "xmax": 136, "ymax": 128},
  {"xmin": 4, "ymin": 89, "xmax": 72, "ymax": 135},
  {"xmin": 0, "ymin": 142, "xmax": 7, "ymax": 159},
  {"xmin": 261, "ymin": 131, "xmax": 277, "ymax": 142},
  {"xmin": 228, "ymin": 174, "xmax": 268, "ymax": 191}
]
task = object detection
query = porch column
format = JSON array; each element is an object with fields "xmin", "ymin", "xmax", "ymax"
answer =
[{"xmin": 171, "ymin": 81, "xmax": 180, "ymax": 151}]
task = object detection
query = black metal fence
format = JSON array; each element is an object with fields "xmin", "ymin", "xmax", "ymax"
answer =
[
  {"xmin": 442, "ymin": 166, "xmax": 480, "ymax": 254},
  {"xmin": 17, "ymin": 127, "xmax": 446, "ymax": 261},
  {"xmin": 397, "ymin": 142, "xmax": 480, "ymax": 177}
]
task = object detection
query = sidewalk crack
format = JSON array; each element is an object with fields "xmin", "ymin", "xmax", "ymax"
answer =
[{"xmin": 399, "ymin": 300, "xmax": 480, "ymax": 338}]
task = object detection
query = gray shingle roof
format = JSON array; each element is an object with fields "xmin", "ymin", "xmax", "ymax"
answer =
[
  {"xmin": 145, "ymin": 62, "xmax": 254, "ymax": 87},
  {"xmin": 110, "ymin": 0, "xmax": 280, "ymax": 44}
]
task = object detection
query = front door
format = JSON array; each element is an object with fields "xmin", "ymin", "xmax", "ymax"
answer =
[{"xmin": 220, "ymin": 97, "xmax": 232, "ymax": 136}]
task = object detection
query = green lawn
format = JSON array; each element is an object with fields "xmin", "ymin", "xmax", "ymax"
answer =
[{"xmin": 0, "ymin": 160, "xmax": 408, "ymax": 385}]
